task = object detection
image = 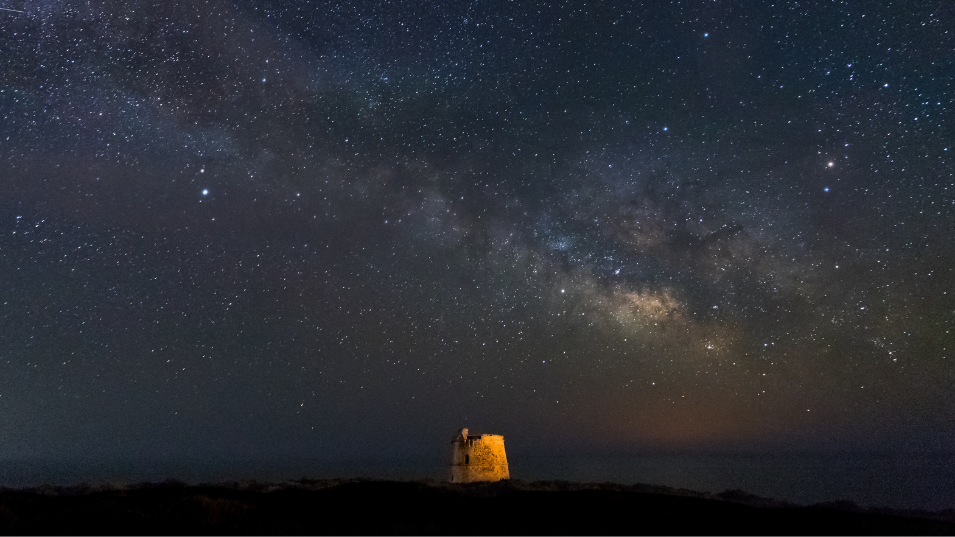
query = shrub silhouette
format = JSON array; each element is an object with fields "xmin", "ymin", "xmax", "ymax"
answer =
[{"xmin": 191, "ymin": 495, "xmax": 253, "ymax": 529}]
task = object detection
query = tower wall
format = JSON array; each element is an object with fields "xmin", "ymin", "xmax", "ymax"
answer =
[{"xmin": 448, "ymin": 429, "xmax": 510, "ymax": 483}]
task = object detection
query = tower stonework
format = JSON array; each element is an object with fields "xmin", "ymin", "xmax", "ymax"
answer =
[{"xmin": 448, "ymin": 428, "xmax": 510, "ymax": 483}]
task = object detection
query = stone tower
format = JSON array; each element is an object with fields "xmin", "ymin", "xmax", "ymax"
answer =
[{"xmin": 448, "ymin": 428, "xmax": 510, "ymax": 483}]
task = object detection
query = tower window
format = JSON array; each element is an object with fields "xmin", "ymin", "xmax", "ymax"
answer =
[{"xmin": 465, "ymin": 454, "xmax": 469, "ymax": 465}]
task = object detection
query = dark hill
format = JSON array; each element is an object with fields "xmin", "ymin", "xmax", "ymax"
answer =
[{"xmin": 0, "ymin": 479, "xmax": 952, "ymax": 535}]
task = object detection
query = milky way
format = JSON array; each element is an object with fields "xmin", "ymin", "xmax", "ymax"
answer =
[{"xmin": 0, "ymin": 0, "xmax": 953, "ymax": 505}]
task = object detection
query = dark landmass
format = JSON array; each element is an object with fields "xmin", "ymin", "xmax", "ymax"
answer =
[{"xmin": 0, "ymin": 479, "xmax": 952, "ymax": 535}]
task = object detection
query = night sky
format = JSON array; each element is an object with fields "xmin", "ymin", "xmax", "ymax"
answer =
[{"xmin": 1, "ymin": 0, "xmax": 954, "ymax": 507}]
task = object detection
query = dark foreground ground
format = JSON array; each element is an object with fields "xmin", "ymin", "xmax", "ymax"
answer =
[{"xmin": 0, "ymin": 479, "xmax": 953, "ymax": 535}]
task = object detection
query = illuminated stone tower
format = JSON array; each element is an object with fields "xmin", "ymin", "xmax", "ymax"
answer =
[{"xmin": 448, "ymin": 428, "xmax": 510, "ymax": 483}]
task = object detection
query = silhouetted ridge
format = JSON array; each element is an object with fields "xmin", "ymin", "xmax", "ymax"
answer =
[{"xmin": 0, "ymin": 479, "xmax": 951, "ymax": 535}]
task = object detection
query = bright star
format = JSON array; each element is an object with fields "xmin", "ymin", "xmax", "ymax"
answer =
[{"xmin": 202, "ymin": 189, "xmax": 209, "ymax": 196}]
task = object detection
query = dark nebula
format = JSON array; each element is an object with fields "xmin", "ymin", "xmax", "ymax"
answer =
[{"xmin": 0, "ymin": 0, "xmax": 952, "ymax": 509}]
